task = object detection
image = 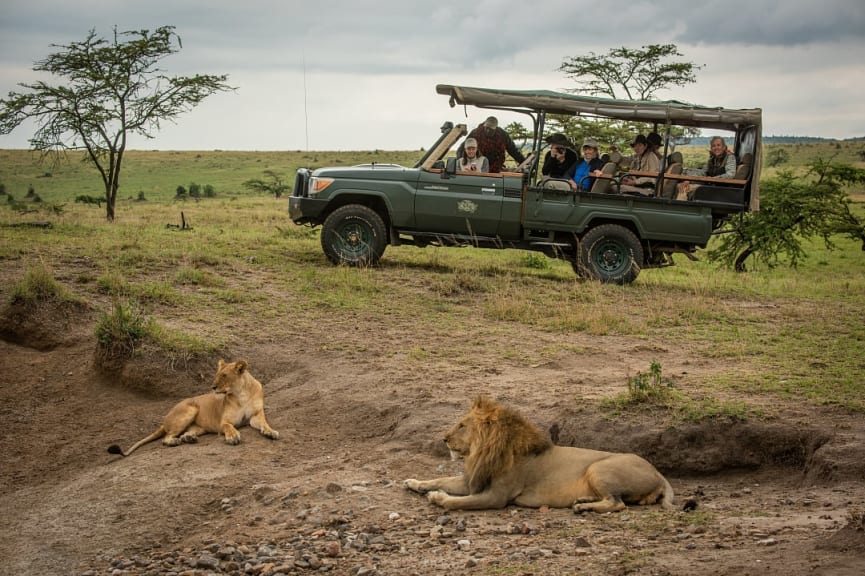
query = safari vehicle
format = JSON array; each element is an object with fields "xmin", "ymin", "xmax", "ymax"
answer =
[{"xmin": 289, "ymin": 84, "xmax": 762, "ymax": 283}]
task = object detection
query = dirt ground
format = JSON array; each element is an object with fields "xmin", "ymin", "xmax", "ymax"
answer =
[{"xmin": 1, "ymin": 299, "xmax": 864, "ymax": 576}]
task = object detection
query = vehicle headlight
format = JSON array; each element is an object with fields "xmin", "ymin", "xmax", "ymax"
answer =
[{"xmin": 309, "ymin": 177, "xmax": 334, "ymax": 197}]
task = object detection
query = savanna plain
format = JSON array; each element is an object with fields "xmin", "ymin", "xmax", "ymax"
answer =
[{"xmin": 1, "ymin": 143, "xmax": 864, "ymax": 576}]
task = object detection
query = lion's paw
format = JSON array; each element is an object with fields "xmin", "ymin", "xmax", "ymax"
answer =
[
  {"xmin": 404, "ymin": 479, "xmax": 425, "ymax": 493},
  {"xmin": 224, "ymin": 434, "xmax": 241, "ymax": 445},
  {"xmin": 427, "ymin": 490, "xmax": 448, "ymax": 506},
  {"xmin": 263, "ymin": 429, "xmax": 279, "ymax": 440},
  {"xmin": 180, "ymin": 433, "xmax": 198, "ymax": 444}
]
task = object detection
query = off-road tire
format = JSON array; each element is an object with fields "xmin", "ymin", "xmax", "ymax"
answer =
[
  {"xmin": 574, "ymin": 223, "xmax": 643, "ymax": 284},
  {"xmin": 321, "ymin": 204, "xmax": 387, "ymax": 266}
]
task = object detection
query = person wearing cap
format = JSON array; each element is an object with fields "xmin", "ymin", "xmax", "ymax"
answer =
[
  {"xmin": 619, "ymin": 134, "xmax": 661, "ymax": 195},
  {"xmin": 570, "ymin": 139, "xmax": 606, "ymax": 191},
  {"xmin": 457, "ymin": 137, "xmax": 489, "ymax": 173},
  {"xmin": 464, "ymin": 116, "xmax": 526, "ymax": 173},
  {"xmin": 541, "ymin": 133, "xmax": 578, "ymax": 180}
]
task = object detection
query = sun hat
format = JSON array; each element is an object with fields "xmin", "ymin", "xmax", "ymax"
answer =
[
  {"xmin": 582, "ymin": 139, "xmax": 599, "ymax": 149},
  {"xmin": 647, "ymin": 132, "xmax": 662, "ymax": 147},
  {"xmin": 483, "ymin": 116, "xmax": 498, "ymax": 129},
  {"xmin": 630, "ymin": 134, "xmax": 649, "ymax": 147},
  {"xmin": 464, "ymin": 137, "xmax": 478, "ymax": 148}
]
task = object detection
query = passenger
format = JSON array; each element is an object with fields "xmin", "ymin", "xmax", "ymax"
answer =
[
  {"xmin": 570, "ymin": 139, "xmax": 605, "ymax": 191},
  {"xmin": 464, "ymin": 116, "xmax": 526, "ymax": 173},
  {"xmin": 457, "ymin": 137, "xmax": 489, "ymax": 173},
  {"xmin": 602, "ymin": 144, "xmax": 624, "ymax": 167},
  {"xmin": 619, "ymin": 134, "xmax": 661, "ymax": 195},
  {"xmin": 675, "ymin": 136, "xmax": 737, "ymax": 200},
  {"xmin": 647, "ymin": 132, "xmax": 663, "ymax": 160},
  {"xmin": 541, "ymin": 133, "xmax": 578, "ymax": 180}
]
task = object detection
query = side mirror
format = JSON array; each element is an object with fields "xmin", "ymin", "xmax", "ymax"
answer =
[{"xmin": 442, "ymin": 157, "xmax": 458, "ymax": 179}]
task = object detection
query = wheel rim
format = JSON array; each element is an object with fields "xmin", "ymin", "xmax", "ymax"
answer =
[
  {"xmin": 592, "ymin": 239, "xmax": 630, "ymax": 274},
  {"xmin": 333, "ymin": 220, "xmax": 373, "ymax": 259}
]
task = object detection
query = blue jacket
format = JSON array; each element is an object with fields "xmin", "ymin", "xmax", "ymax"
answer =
[{"xmin": 572, "ymin": 157, "xmax": 605, "ymax": 191}]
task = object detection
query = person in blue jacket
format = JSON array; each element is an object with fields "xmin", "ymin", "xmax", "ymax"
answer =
[{"xmin": 570, "ymin": 139, "xmax": 605, "ymax": 191}]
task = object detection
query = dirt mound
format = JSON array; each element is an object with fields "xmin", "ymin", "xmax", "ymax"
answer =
[
  {"xmin": 2, "ymin": 317, "xmax": 865, "ymax": 576},
  {"xmin": 0, "ymin": 298, "xmax": 92, "ymax": 350}
]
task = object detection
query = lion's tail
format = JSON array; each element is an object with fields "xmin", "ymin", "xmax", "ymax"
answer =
[
  {"xmin": 107, "ymin": 427, "xmax": 165, "ymax": 457},
  {"xmin": 660, "ymin": 476, "xmax": 675, "ymax": 510}
]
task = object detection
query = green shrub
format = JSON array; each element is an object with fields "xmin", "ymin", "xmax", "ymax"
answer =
[
  {"xmin": 9, "ymin": 264, "xmax": 71, "ymax": 305},
  {"xmin": 95, "ymin": 300, "xmax": 151, "ymax": 360},
  {"xmin": 626, "ymin": 360, "xmax": 673, "ymax": 403}
]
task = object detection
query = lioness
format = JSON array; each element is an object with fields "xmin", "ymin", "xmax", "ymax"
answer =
[
  {"xmin": 107, "ymin": 359, "xmax": 279, "ymax": 457},
  {"xmin": 405, "ymin": 396, "xmax": 674, "ymax": 513}
]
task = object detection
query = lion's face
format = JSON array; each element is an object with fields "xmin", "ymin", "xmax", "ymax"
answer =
[
  {"xmin": 212, "ymin": 359, "xmax": 249, "ymax": 395},
  {"xmin": 444, "ymin": 415, "xmax": 475, "ymax": 461}
]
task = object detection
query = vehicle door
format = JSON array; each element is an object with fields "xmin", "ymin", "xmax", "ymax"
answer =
[{"xmin": 414, "ymin": 168, "xmax": 504, "ymax": 236}]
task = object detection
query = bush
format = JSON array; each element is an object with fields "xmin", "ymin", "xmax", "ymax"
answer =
[
  {"xmin": 203, "ymin": 184, "xmax": 216, "ymax": 198},
  {"xmin": 175, "ymin": 185, "xmax": 187, "ymax": 199},
  {"xmin": 188, "ymin": 182, "xmax": 201, "ymax": 198},
  {"xmin": 95, "ymin": 300, "xmax": 151, "ymax": 360},
  {"xmin": 9, "ymin": 264, "xmax": 71, "ymax": 305},
  {"xmin": 626, "ymin": 360, "xmax": 674, "ymax": 404}
]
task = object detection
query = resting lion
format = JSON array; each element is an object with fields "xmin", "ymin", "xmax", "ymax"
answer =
[
  {"xmin": 108, "ymin": 359, "xmax": 279, "ymax": 457},
  {"xmin": 404, "ymin": 396, "xmax": 674, "ymax": 513}
]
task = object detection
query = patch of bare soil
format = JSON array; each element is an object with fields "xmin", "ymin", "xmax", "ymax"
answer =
[{"xmin": 1, "ymin": 301, "xmax": 864, "ymax": 576}]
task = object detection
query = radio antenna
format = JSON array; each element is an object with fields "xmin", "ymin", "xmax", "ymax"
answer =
[{"xmin": 302, "ymin": 49, "xmax": 309, "ymax": 151}]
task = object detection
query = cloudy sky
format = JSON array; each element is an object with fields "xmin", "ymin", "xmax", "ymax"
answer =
[{"xmin": 1, "ymin": 0, "xmax": 863, "ymax": 151}]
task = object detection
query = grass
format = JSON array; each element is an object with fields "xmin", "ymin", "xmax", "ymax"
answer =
[{"xmin": 1, "ymin": 146, "xmax": 864, "ymax": 415}]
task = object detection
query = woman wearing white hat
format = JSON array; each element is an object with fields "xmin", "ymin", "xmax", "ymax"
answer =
[{"xmin": 457, "ymin": 137, "xmax": 489, "ymax": 172}]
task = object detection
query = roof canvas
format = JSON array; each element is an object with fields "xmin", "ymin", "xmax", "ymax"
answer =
[{"xmin": 436, "ymin": 84, "xmax": 761, "ymax": 131}]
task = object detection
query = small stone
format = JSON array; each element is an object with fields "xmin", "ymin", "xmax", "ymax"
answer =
[{"xmin": 457, "ymin": 539, "xmax": 471, "ymax": 550}]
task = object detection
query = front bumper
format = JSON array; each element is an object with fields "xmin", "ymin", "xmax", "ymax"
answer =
[{"xmin": 288, "ymin": 196, "xmax": 329, "ymax": 225}]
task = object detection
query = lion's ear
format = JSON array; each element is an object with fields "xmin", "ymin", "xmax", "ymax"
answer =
[
  {"xmin": 218, "ymin": 359, "xmax": 226, "ymax": 369},
  {"xmin": 235, "ymin": 360, "xmax": 248, "ymax": 374},
  {"xmin": 472, "ymin": 395, "xmax": 497, "ymax": 411}
]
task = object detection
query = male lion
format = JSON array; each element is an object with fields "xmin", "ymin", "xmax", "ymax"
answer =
[
  {"xmin": 107, "ymin": 359, "xmax": 279, "ymax": 457},
  {"xmin": 404, "ymin": 396, "xmax": 674, "ymax": 513}
]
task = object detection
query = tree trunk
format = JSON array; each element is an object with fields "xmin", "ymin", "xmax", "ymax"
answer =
[{"xmin": 734, "ymin": 248, "xmax": 753, "ymax": 272}]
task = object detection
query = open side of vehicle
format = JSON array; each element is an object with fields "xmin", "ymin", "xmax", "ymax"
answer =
[{"xmin": 289, "ymin": 84, "xmax": 762, "ymax": 284}]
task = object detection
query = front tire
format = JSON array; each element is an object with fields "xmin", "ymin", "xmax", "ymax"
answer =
[
  {"xmin": 575, "ymin": 224, "xmax": 643, "ymax": 284},
  {"xmin": 321, "ymin": 204, "xmax": 387, "ymax": 266}
]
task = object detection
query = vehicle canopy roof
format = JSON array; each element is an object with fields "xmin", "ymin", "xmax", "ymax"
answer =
[
  {"xmin": 437, "ymin": 84, "xmax": 761, "ymax": 210},
  {"xmin": 436, "ymin": 84, "xmax": 762, "ymax": 132}
]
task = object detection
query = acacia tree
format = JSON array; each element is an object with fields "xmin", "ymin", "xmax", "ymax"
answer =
[
  {"xmin": 559, "ymin": 44, "xmax": 702, "ymax": 101},
  {"xmin": 550, "ymin": 44, "xmax": 703, "ymax": 147},
  {"xmin": 0, "ymin": 26, "xmax": 232, "ymax": 221},
  {"xmin": 709, "ymin": 159, "xmax": 865, "ymax": 271}
]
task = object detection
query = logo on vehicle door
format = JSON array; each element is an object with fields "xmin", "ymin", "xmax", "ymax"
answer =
[{"xmin": 457, "ymin": 199, "xmax": 478, "ymax": 214}]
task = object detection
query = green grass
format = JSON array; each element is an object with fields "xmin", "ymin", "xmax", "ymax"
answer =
[{"xmin": 1, "ymin": 146, "xmax": 864, "ymax": 414}]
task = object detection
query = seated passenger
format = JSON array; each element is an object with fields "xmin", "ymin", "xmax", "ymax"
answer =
[
  {"xmin": 570, "ymin": 139, "xmax": 605, "ymax": 191},
  {"xmin": 601, "ymin": 143, "xmax": 624, "ymax": 167},
  {"xmin": 619, "ymin": 134, "xmax": 661, "ymax": 195},
  {"xmin": 457, "ymin": 137, "xmax": 489, "ymax": 173},
  {"xmin": 675, "ymin": 136, "xmax": 737, "ymax": 200},
  {"xmin": 541, "ymin": 133, "xmax": 578, "ymax": 181}
]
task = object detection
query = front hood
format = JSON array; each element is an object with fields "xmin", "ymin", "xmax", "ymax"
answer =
[{"xmin": 312, "ymin": 164, "xmax": 414, "ymax": 181}]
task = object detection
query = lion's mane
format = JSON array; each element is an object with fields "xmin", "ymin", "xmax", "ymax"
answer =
[{"xmin": 463, "ymin": 396, "xmax": 552, "ymax": 493}]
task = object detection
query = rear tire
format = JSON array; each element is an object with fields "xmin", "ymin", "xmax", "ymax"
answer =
[
  {"xmin": 575, "ymin": 224, "xmax": 643, "ymax": 284},
  {"xmin": 321, "ymin": 204, "xmax": 387, "ymax": 266}
]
